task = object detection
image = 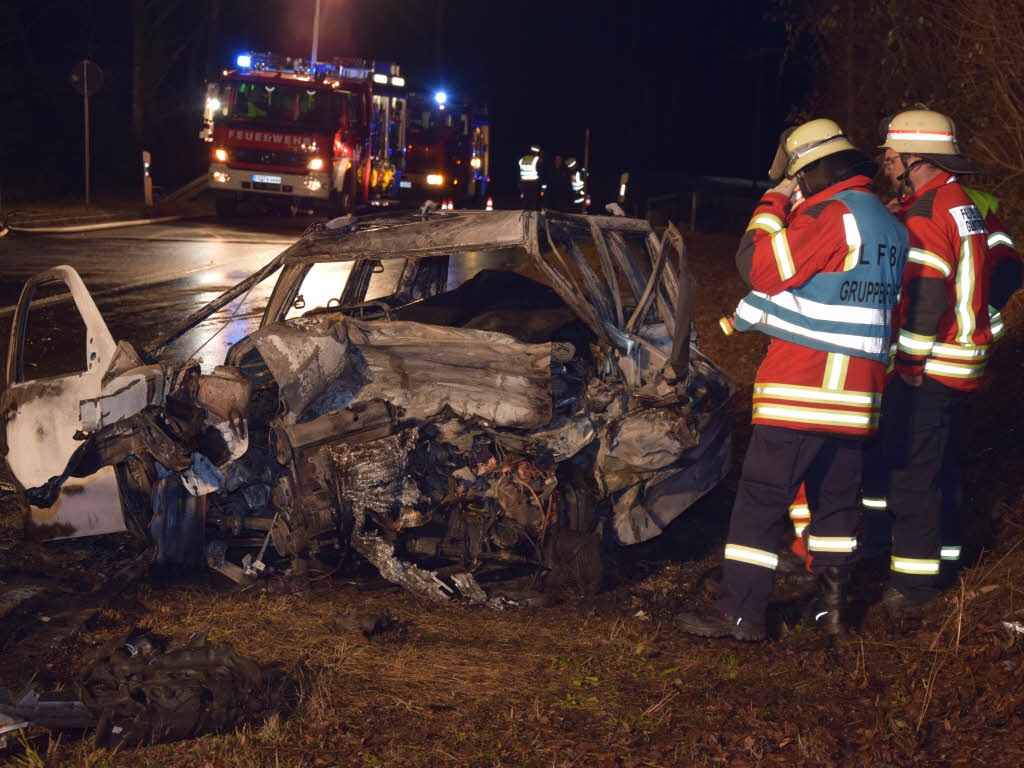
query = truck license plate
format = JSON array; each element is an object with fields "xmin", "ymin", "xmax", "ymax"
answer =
[
  {"xmin": 399, "ymin": 180, "xmax": 412, "ymax": 189},
  {"xmin": 252, "ymin": 174, "xmax": 282, "ymax": 184}
]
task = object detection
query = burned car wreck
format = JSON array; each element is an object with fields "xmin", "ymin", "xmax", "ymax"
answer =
[{"xmin": 2, "ymin": 210, "xmax": 733, "ymax": 602}]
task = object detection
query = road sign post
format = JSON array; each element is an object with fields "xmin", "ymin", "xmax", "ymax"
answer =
[
  {"xmin": 583, "ymin": 127, "xmax": 590, "ymax": 211},
  {"xmin": 71, "ymin": 60, "xmax": 104, "ymax": 207},
  {"xmin": 142, "ymin": 151, "xmax": 153, "ymax": 207},
  {"xmin": 84, "ymin": 78, "xmax": 90, "ymax": 205}
]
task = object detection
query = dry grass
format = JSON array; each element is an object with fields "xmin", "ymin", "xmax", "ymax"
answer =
[
  {"xmin": 15, "ymin": 503, "xmax": 1024, "ymax": 766},
  {"xmin": 28, "ymin": 581, "xmax": 715, "ymax": 766}
]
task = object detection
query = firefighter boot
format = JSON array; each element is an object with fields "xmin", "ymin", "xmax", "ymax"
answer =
[
  {"xmin": 813, "ymin": 567, "xmax": 850, "ymax": 635},
  {"xmin": 674, "ymin": 609, "xmax": 766, "ymax": 642}
]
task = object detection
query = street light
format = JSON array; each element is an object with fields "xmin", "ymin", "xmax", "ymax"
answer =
[{"xmin": 311, "ymin": 0, "xmax": 322, "ymax": 63}]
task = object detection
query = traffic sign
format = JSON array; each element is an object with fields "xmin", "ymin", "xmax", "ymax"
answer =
[{"xmin": 70, "ymin": 60, "xmax": 103, "ymax": 97}]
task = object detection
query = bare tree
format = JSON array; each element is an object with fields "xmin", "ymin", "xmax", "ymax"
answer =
[{"xmin": 777, "ymin": 0, "xmax": 1024, "ymax": 226}]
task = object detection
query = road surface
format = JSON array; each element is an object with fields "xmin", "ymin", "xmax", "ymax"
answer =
[{"xmin": 0, "ymin": 216, "xmax": 519, "ymax": 380}]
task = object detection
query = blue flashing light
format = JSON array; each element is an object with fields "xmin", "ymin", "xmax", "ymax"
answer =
[
  {"xmin": 236, "ymin": 54, "xmax": 252, "ymax": 68},
  {"xmin": 434, "ymin": 90, "xmax": 447, "ymax": 105}
]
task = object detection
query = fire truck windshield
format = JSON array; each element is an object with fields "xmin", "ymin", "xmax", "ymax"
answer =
[{"xmin": 221, "ymin": 81, "xmax": 363, "ymax": 131}]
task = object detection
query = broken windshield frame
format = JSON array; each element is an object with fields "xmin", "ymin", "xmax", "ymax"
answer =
[
  {"xmin": 144, "ymin": 210, "xmax": 534, "ymax": 360},
  {"xmin": 143, "ymin": 210, "xmax": 678, "ymax": 370}
]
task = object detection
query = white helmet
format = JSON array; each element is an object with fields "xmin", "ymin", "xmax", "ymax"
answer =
[{"xmin": 879, "ymin": 109, "xmax": 976, "ymax": 174}]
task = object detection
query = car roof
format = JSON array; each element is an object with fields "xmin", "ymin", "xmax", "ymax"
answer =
[
  {"xmin": 144, "ymin": 209, "xmax": 678, "ymax": 363},
  {"xmin": 282, "ymin": 209, "xmax": 652, "ymax": 264}
]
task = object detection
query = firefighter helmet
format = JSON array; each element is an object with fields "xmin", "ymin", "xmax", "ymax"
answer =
[
  {"xmin": 780, "ymin": 119, "xmax": 856, "ymax": 178},
  {"xmin": 877, "ymin": 102, "xmax": 932, "ymax": 144},
  {"xmin": 878, "ymin": 109, "xmax": 976, "ymax": 174},
  {"xmin": 768, "ymin": 127, "xmax": 797, "ymax": 181}
]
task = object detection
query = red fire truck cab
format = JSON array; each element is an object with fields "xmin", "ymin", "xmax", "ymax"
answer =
[
  {"xmin": 201, "ymin": 52, "xmax": 408, "ymax": 217},
  {"xmin": 400, "ymin": 92, "xmax": 489, "ymax": 206}
]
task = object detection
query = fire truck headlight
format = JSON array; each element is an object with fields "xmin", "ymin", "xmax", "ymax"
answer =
[
  {"xmin": 307, "ymin": 157, "xmax": 325, "ymax": 171},
  {"xmin": 206, "ymin": 97, "xmax": 221, "ymax": 112},
  {"xmin": 214, "ymin": 148, "xmax": 228, "ymax": 162},
  {"xmin": 427, "ymin": 174, "xmax": 444, "ymax": 186},
  {"xmin": 304, "ymin": 178, "xmax": 322, "ymax": 192},
  {"xmin": 212, "ymin": 171, "xmax": 230, "ymax": 184},
  {"xmin": 470, "ymin": 157, "xmax": 481, "ymax": 169}
]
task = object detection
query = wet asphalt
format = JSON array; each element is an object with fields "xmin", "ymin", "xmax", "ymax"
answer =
[
  {"xmin": 0, "ymin": 215, "xmax": 522, "ymax": 380},
  {"xmin": 0, "ymin": 217, "xmax": 301, "ymax": 376}
]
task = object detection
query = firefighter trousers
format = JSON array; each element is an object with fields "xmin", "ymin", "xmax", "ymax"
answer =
[
  {"xmin": 860, "ymin": 436, "xmax": 895, "ymax": 558},
  {"xmin": 716, "ymin": 424, "xmax": 862, "ymax": 623},
  {"xmin": 876, "ymin": 376, "xmax": 968, "ymax": 601}
]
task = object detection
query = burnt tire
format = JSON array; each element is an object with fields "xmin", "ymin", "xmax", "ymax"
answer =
[{"xmin": 543, "ymin": 528, "xmax": 603, "ymax": 595}]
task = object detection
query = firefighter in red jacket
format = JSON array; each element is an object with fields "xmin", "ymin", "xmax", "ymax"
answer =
[
  {"xmin": 675, "ymin": 119, "xmax": 908, "ymax": 641},
  {"xmin": 784, "ymin": 116, "xmax": 1023, "ymax": 578},
  {"xmin": 863, "ymin": 112, "xmax": 1023, "ymax": 590},
  {"xmin": 874, "ymin": 109, "xmax": 995, "ymax": 608},
  {"xmin": 879, "ymin": 112, "xmax": 1020, "ymax": 344}
]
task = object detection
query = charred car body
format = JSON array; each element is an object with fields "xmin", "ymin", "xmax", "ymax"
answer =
[{"xmin": 1, "ymin": 210, "xmax": 733, "ymax": 602}]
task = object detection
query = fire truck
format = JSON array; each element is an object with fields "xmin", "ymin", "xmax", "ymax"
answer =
[
  {"xmin": 200, "ymin": 52, "xmax": 408, "ymax": 217},
  {"xmin": 400, "ymin": 91, "xmax": 490, "ymax": 205}
]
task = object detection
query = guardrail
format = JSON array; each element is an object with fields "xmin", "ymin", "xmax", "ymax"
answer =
[{"xmin": 613, "ymin": 172, "xmax": 772, "ymax": 234}]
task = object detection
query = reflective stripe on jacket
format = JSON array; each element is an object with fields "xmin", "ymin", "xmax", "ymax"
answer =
[
  {"xmin": 963, "ymin": 187, "xmax": 1021, "ymax": 344},
  {"xmin": 734, "ymin": 185, "xmax": 909, "ymax": 363},
  {"xmin": 518, "ymin": 154, "xmax": 540, "ymax": 182},
  {"xmin": 570, "ymin": 170, "xmax": 585, "ymax": 203},
  {"xmin": 733, "ymin": 175, "xmax": 908, "ymax": 436},
  {"xmin": 894, "ymin": 173, "xmax": 993, "ymax": 391}
]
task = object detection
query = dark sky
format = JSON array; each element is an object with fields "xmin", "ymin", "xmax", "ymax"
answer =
[{"xmin": 0, "ymin": 0, "xmax": 803, "ymax": 203}]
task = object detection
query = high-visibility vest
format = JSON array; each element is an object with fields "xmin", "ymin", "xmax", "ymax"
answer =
[
  {"xmin": 963, "ymin": 186, "xmax": 1019, "ymax": 344},
  {"xmin": 570, "ymin": 169, "xmax": 585, "ymax": 203},
  {"xmin": 733, "ymin": 189, "xmax": 909, "ymax": 363},
  {"xmin": 893, "ymin": 173, "xmax": 993, "ymax": 390},
  {"xmin": 518, "ymin": 154, "xmax": 540, "ymax": 182}
]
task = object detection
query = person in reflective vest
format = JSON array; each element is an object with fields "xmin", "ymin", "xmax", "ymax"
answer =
[
  {"xmin": 767, "ymin": 127, "xmax": 822, "ymax": 577},
  {"xmin": 863, "ymin": 145, "xmax": 1022, "ymax": 565},
  {"xmin": 792, "ymin": 112, "xmax": 1023, "ymax": 581},
  {"xmin": 567, "ymin": 157, "xmax": 586, "ymax": 212},
  {"xmin": 674, "ymin": 119, "xmax": 908, "ymax": 641},
  {"xmin": 870, "ymin": 109, "xmax": 995, "ymax": 609},
  {"xmin": 879, "ymin": 106, "xmax": 1020, "ymax": 344},
  {"xmin": 518, "ymin": 145, "xmax": 543, "ymax": 210}
]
